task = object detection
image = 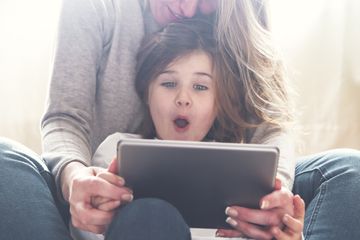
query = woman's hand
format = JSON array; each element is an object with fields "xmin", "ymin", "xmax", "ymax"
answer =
[
  {"xmin": 61, "ymin": 159, "xmax": 132, "ymax": 234},
  {"xmin": 271, "ymin": 194, "xmax": 305, "ymax": 240},
  {"xmin": 216, "ymin": 178, "xmax": 294, "ymax": 240},
  {"xmin": 91, "ymin": 158, "xmax": 133, "ymax": 211}
]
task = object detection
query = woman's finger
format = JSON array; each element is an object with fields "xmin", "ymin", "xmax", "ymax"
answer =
[
  {"xmin": 278, "ymin": 195, "xmax": 305, "ymax": 234},
  {"xmin": 74, "ymin": 175, "xmax": 131, "ymax": 201},
  {"xmin": 282, "ymin": 214, "xmax": 303, "ymax": 233},
  {"xmin": 215, "ymin": 229, "xmax": 245, "ymax": 238},
  {"xmin": 293, "ymin": 195, "xmax": 305, "ymax": 220},
  {"xmin": 271, "ymin": 226, "xmax": 292, "ymax": 240},
  {"xmin": 96, "ymin": 171, "xmax": 125, "ymax": 187},
  {"xmin": 228, "ymin": 219, "xmax": 273, "ymax": 239},
  {"xmin": 226, "ymin": 206, "xmax": 281, "ymax": 226},
  {"xmin": 96, "ymin": 200, "xmax": 121, "ymax": 212},
  {"xmin": 71, "ymin": 216, "xmax": 107, "ymax": 234},
  {"xmin": 70, "ymin": 201, "xmax": 115, "ymax": 226},
  {"xmin": 260, "ymin": 188, "xmax": 293, "ymax": 211}
]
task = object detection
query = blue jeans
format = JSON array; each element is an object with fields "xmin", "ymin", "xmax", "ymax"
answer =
[
  {"xmin": 1, "ymin": 137, "xmax": 360, "ymax": 239},
  {"xmin": 293, "ymin": 149, "xmax": 360, "ymax": 240},
  {"xmin": 0, "ymin": 138, "xmax": 190, "ymax": 240}
]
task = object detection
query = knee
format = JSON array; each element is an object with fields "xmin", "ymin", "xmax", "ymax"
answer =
[
  {"xmin": 0, "ymin": 137, "xmax": 46, "ymax": 172},
  {"xmin": 107, "ymin": 198, "xmax": 190, "ymax": 240},
  {"xmin": 321, "ymin": 149, "xmax": 360, "ymax": 182},
  {"xmin": 0, "ymin": 137, "xmax": 13, "ymax": 156},
  {"xmin": 0, "ymin": 137, "xmax": 21, "ymax": 164},
  {"xmin": 328, "ymin": 148, "xmax": 360, "ymax": 170},
  {"xmin": 116, "ymin": 198, "xmax": 186, "ymax": 224},
  {"xmin": 127, "ymin": 198, "xmax": 179, "ymax": 214}
]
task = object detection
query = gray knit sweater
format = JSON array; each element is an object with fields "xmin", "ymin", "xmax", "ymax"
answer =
[{"xmin": 41, "ymin": 0, "xmax": 295, "ymax": 207}]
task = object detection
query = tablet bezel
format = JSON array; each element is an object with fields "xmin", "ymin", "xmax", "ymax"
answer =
[{"xmin": 117, "ymin": 138, "xmax": 279, "ymax": 229}]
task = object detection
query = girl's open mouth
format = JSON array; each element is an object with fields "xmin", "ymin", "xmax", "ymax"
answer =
[{"xmin": 174, "ymin": 118, "xmax": 189, "ymax": 129}]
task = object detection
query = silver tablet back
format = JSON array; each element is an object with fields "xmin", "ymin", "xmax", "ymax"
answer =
[{"xmin": 117, "ymin": 139, "xmax": 279, "ymax": 229}]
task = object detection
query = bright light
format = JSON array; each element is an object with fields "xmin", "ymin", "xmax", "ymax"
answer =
[{"xmin": 0, "ymin": 0, "xmax": 60, "ymax": 152}]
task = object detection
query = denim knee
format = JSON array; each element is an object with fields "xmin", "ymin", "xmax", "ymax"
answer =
[
  {"xmin": 0, "ymin": 137, "xmax": 69, "ymax": 223},
  {"xmin": 106, "ymin": 198, "xmax": 191, "ymax": 240},
  {"xmin": 295, "ymin": 149, "xmax": 360, "ymax": 239},
  {"xmin": 295, "ymin": 149, "xmax": 360, "ymax": 200},
  {"xmin": 318, "ymin": 149, "xmax": 360, "ymax": 179},
  {"xmin": 296, "ymin": 148, "xmax": 360, "ymax": 177},
  {"xmin": 0, "ymin": 137, "xmax": 48, "ymax": 172}
]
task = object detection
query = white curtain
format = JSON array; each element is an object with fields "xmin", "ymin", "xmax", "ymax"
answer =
[
  {"xmin": 269, "ymin": 0, "xmax": 360, "ymax": 156},
  {"xmin": 0, "ymin": 0, "xmax": 359, "ymax": 155}
]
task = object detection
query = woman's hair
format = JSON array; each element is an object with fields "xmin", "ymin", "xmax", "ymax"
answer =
[
  {"xmin": 213, "ymin": 0, "xmax": 293, "ymax": 142},
  {"xmin": 136, "ymin": 0, "xmax": 292, "ymax": 142},
  {"xmin": 135, "ymin": 18, "xmax": 219, "ymax": 139}
]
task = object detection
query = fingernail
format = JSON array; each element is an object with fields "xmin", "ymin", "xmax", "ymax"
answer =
[
  {"xmin": 121, "ymin": 194, "xmax": 133, "ymax": 202},
  {"xmin": 272, "ymin": 227, "xmax": 279, "ymax": 235},
  {"xmin": 226, "ymin": 217, "xmax": 237, "ymax": 227},
  {"xmin": 261, "ymin": 200, "xmax": 269, "ymax": 209},
  {"xmin": 225, "ymin": 207, "xmax": 238, "ymax": 217},
  {"xmin": 118, "ymin": 178, "xmax": 125, "ymax": 185},
  {"xmin": 215, "ymin": 230, "xmax": 225, "ymax": 237},
  {"xmin": 283, "ymin": 214, "xmax": 289, "ymax": 223}
]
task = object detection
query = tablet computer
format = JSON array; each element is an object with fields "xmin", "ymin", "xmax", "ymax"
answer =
[{"xmin": 117, "ymin": 138, "xmax": 279, "ymax": 229}]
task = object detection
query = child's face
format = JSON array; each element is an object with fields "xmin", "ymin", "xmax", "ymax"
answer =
[{"xmin": 148, "ymin": 51, "xmax": 217, "ymax": 141}]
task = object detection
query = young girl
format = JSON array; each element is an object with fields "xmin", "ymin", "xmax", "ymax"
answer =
[{"xmin": 91, "ymin": 18, "xmax": 305, "ymax": 240}]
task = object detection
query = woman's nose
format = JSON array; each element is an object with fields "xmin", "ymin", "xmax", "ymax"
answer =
[{"xmin": 180, "ymin": 0, "xmax": 199, "ymax": 18}]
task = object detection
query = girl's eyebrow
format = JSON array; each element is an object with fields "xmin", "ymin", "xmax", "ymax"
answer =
[
  {"xmin": 159, "ymin": 70, "xmax": 176, "ymax": 75},
  {"xmin": 159, "ymin": 70, "xmax": 213, "ymax": 79},
  {"xmin": 194, "ymin": 72, "xmax": 213, "ymax": 80}
]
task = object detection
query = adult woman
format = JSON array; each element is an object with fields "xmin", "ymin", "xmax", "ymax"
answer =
[
  {"xmin": 90, "ymin": 17, "xmax": 304, "ymax": 240},
  {"xmin": 0, "ymin": 1, "xmax": 360, "ymax": 240}
]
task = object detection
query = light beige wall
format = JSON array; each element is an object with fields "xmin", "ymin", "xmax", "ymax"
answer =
[
  {"xmin": 0, "ymin": 0, "xmax": 359, "ymax": 155},
  {"xmin": 0, "ymin": 0, "xmax": 60, "ymax": 153},
  {"xmin": 270, "ymin": 0, "xmax": 360, "ymax": 156}
]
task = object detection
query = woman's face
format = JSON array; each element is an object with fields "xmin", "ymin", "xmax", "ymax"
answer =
[
  {"xmin": 148, "ymin": 0, "xmax": 219, "ymax": 26},
  {"xmin": 148, "ymin": 51, "xmax": 217, "ymax": 141}
]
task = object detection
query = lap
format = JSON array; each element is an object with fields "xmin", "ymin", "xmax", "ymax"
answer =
[
  {"xmin": 293, "ymin": 148, "xmax": 360, "ymax": 239},
  {"xmin": 0, "ymin": 137, "xmax": 71, "ymax": 240}
]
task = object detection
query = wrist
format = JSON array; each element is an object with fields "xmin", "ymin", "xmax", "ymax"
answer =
[{"xmin": 60, "ymin": 161, "xmax": 87, "ymax": 202}]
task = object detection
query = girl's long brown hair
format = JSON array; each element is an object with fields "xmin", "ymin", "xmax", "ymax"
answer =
[{"xmin": 136, "ymin": 0, "xmax": 293, "ymax": 142}]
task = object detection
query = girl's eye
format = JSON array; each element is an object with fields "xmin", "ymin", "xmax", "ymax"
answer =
[
  {"xmin": 193, "ymin": 84, "xmax": 208, "ymax": 91},
  {"xmin": 161, "ymin": 82, "xmax": 176, "ymax": 88}
]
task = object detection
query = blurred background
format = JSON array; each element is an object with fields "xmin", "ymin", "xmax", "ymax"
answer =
[{"xmin": 0, "ymin": 0, "xmax": 359, "ymax": 156}]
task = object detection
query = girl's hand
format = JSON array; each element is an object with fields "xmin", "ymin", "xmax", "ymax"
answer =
[
  {"xmin": 216, "ymin": 178, "xmax": 294, "ymax": 240},
  {"xmin": 62, "ymin": 158, "xmax": 132, "ymax": 234},
  {"xmin": 271, "ymin": 195, "xmax": 305, "ymax": 240}
]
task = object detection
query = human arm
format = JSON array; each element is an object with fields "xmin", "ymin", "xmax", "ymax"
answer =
[{"xmin": 41, "ymin": 0, "xmax": 116, "ymax": 203}]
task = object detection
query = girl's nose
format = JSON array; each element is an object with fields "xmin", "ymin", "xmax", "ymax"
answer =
[
  {"xmin": 175, "ymin": 90, "xmax": 192, "ymax": 107},
  {"xmin": 180, "ymin": 0, "xmax": 199, "ymax": 18}
]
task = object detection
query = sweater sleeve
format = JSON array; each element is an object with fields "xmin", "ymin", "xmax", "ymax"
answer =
[
  {"xmin": 41, "ymin": 0, "xmax": 114, "ymax": 202},
  {"xmin": 249, "ymin": 124, "xmax": 295, "ymax": 191}
]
